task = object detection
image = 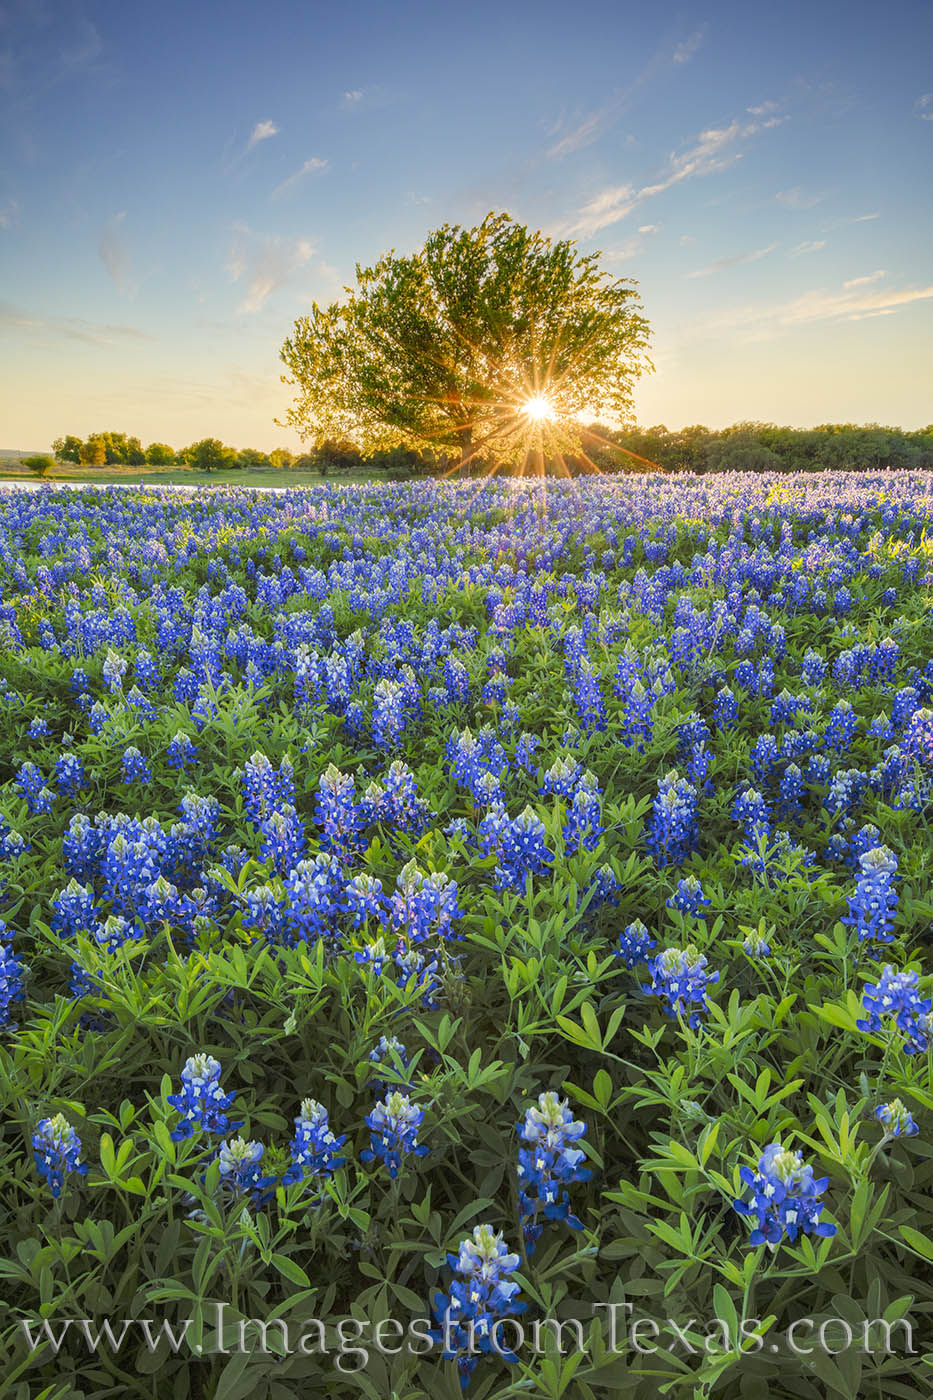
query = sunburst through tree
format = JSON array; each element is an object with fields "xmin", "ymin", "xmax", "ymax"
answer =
[{"xmin": 279, "ymin": 212, "xmax": 654, "ymax": 478}]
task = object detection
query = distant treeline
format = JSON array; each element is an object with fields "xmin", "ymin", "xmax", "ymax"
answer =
[{"xmin": 50, "ymin": 422, "xmax": 933, "ymax": 476}]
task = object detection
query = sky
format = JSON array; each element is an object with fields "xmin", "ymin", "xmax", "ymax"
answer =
[{"xmin": 1, "ymin": 0, "xmax": 931, "ymax": 452}]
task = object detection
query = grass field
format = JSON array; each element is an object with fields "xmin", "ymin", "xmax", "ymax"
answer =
[{"xmin": 0, "ymin": 463, "xmax": 401, "ymax": 488}]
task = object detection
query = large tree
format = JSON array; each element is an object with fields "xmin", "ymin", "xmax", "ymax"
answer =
[{"xmin": 279, "ymin": 211, "xmax": 653, "ymax": 470}]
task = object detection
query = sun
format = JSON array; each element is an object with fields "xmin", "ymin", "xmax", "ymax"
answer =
[{"xmin": 521, "ymin": 395, "xmax": 554, "ymax": 421}]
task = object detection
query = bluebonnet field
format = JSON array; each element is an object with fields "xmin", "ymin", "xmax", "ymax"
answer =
[{"xmin": 1, "ymin": 472, "xmax": 932, "ymax": 1400}]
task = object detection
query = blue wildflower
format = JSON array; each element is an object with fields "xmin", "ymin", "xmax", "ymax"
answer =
[
  {"xmin": 283, "ymin": 1098, "xmax": 348, "ymax": 1186},
  {"xmin": 33, "ymin": 1114, "xmax": 89, "ymax": 1198},
  {"xmin": 517, "ymin": 1091, "xmax": 591, "ymax": 1253},
  {"xmin": 360, "ymin": 1090, "xmax": 428, "ymax": 1179},
  {"xmin": 167, "ymin": 1054, "xmax": 239, "ymax": 1141},
  {"xmin": 733, "ymin": 1142, "xmax": 836, "ymax": 1248},
  {"xmin": 431, "ymin": 1223, "xmax": 526, "ymax": 1388}
]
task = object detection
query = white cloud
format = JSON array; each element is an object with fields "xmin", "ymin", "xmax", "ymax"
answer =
[
  {"xmin": 548, "ymin": 110, "xmax": 605, "ymax": 158},
  {"xmin": 638, "ymin": 224, "xmax": 660, "ymax": 234},
  {"xmin": 843, "ymin": 269, "xmax": 887, "ymax": 289},
  {"xmin": 227, "ymin": 224, "xmax": 314, "ymax": 314},
  {"xmin": 271, "ymin": 157, "xmax": 328, "ymax": 199},
  {"xmin": 687, "ymin": 242, "xmax": 779, "ymax": 278},
  {"xmin": 673, "ymin": 30, "xmax": 704, "ymax": 64},
  {"xmin": 679, "ymin": 233, "xmax": 696, "ymax": 245},
  {"xmin": 791, "ymin": 240, "xmax": 826, "ymax": 255},
  {"xmin": 246, "ymin": 120, "xmax": 279, "ymax": 152},
  {"xmin": 775, "ymin": 187, "xmax": 829, "ymax": 209},
  {"xmin": 98, "ymin": 211, "xmax": 134, "ymax": 295},
  {"xmin": 704, "ymin": 276, "xmax": 933, "ymax": 339},
  {"xmin": 747, "ymin": 100, "xmax": 780, "ymax": 117},
  {"xmin": 566, "ymin": 115, "xmax": 776, "ymax": 238},
  {"xmin": 341, "ymin": 89, "xmax": 364, "ymax": 107},
  {"xmin": 0, "ymin": 299, "xmax": 153, "ymax": 344},
  {"xmin": 915, "ymin": 93, "xmax": 933, "ymax": 120}
]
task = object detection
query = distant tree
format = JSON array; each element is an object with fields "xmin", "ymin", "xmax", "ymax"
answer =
[
  {"xmin": 145, "ymin": 442, "xmax": 176, "ymax": 466},
  {"xmin": 185, "ymin": 438, "xmax": 236, "ymax": 473},
  {"xmin": 51, "ymin": 435, "xmax": 83, "ymax": 464},
  {"xmin": 23, "ymin": 454, "xmax": 55, "ymax": 478},
  {"xmin": 269, "ymin": 447, "xmax": 295, "ymax": 469},
  {"xmin": 125, "ymin": 436, "xmax": 146, "ymax": 466},
  {"xmin": 79, "ymin": 435, "xmax": 107, "ymax": 466},
  {"xmin": 236, "ymin": 447, "xmax": 272, "ymax": 470}
]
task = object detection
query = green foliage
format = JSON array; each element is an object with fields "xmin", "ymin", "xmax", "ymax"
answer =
[
  {"xmin": 22, "ymin": 455, "xmax": 55, "ymax": 477},
  {"xmin": 279, "ymin": 211, "xmax": 654, "ymax": 466}
]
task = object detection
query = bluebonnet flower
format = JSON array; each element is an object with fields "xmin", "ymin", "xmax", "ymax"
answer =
[
  {"xmin": 121, "ymin": 746, "xmax": 152, "ymax": 785},
  {"xmin": 241, "ymin": 750, "xmax": 295, "ymax": 825},
  {"xmin": 776, "ymin": 763, "xmax": 805, "ymax": 820},
  {"xmin": 667, "ymin": 875, "xmax": 711, "ymax": 919},
  {"xmin": 342, "ymin": 872, "xmax": 385, "ymax": 927},
  {"xmin": 615, "ymin": 918, "xmax": 656, "ymax": 968},
  {"xmin": 874, "ymin": 1099, "xmax": 919, "ymax": 1139},
  {"xmin": 517, "ymin": 1091, "xmax": 591, "ymax": 1253},
  {"xmin": 514, "ymin": 731, "xmax": 540, "ymax": 773},
  {"xmin": 431, "ymin": 1223, "xmax": 526, "ymax": 1388},
  {"xmin": 388, "ymin": 861, "xmax": 462, "ymax": 944},
  {"xmin": 167, "ymin": 1054, "xmax": 239, "ymax": 1141},
  {"xmin": 102, "ymin": 647, "xmax": 128, "ymax": 691},
  {"xmin": 712, "ymin": 687, "xmax": 738, "ymax": 731},
  {"xmin": 360, "ymin": 1090, "xmax": 429, "ymax": 1178},
  {"xmin": 570, "ymin": 658, "xmax": 606, "ymax": 733},
  {"xmin": 33, "ymin": 1114, "xmax": 89, "ymax": 1198},
  {"xmin": 15, "ymin": 761, "xmax": 55, "ymax": 815},
  {"xmin": 843, "ymin": 846, "xmax": 899, "ymax": 946},
  {"xmin": 733, "ymin": 1142, "xmax": 836, "ymax": 1248},
  {"xmin": 645, "ymin": 771, "xmax": 699, "ymax": 868},
  {"xmin": 0, "ymin": 815, "xmax": 27, "ymax": 865},
  {"xmin": 27, "ymin": 716, "xmax": 50, "ymax": 738},
  {"xmin": 485, "ymin": 806, "xmax": 553, "ymax": 892},
  {"xmin": 167, "ymin": 731, "xmax": 198, "ymax": 770},
  {"xmin": 50, "ymin": 880, "xmax": 98, "ymax": 939},
  {"xmin": 857, "ymin": 964, "xmax": 932, "ymax": 1054},
  {"xmin": 743, "ymin": 929, "xmax": 772, "ymax": 958},
  {"xmin": 619, "ymin": 678, "xmax": 655, "ymax": 751},
  {"xmin": 283, "ymin": 1098, "xmax": 348, "ymax": 1187},
  {"xmin": 259, "ymin": 805, "xmax": 305, "ymax": 875},
  {"xmin": 563, "ymin": 784, "xmax": 603, "ymax": 855},
  {"xmin": 540, "ymin": 755, "xmax": 583, "ymax": 800},
  {"xmin": 823, "ymin": 700, "xmax": 858, "ymax": 752},
  {"xmin": 368, "ymin": 1037, "xmax": 410, "ymax": 1091},
  {"xmin": 55, "ymin": 752, "xmax": 87, "ymax": 796},
  {"xmin": 372, "ymin": 677, "xmax": 407, "ymax": 748},
  {"xmin": 732, "ymin": 786, "xmax": 772, "ymax": 843},
  {"xmin": 578, "ymin": 864, "xmax": 621, "ymax": 920},
  {"xmin": 315, "ymin": 764, "xmax": 362, "ymax": 856},
  {"xmin": 0, "ymin": 921, "xmax": 25, "ymax": 1027},
  {"xmin": 216, "ymin": 1137, "xmax": 276, "ymax": 1207},
  {"xmin": 646, "ymin": 945, "xmax": 720, "ymax": 1028},
  {"xmin": 903, "ymin": 707, "xmax": 933, "ymax": 767}
]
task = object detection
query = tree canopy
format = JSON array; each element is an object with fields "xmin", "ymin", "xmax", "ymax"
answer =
[{"xmin": 279, "ymin": 211, "xmax": 653, "ymax": 469}]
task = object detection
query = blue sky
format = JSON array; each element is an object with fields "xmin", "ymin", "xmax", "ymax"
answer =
[{"xmin": 2, "ymin": 0, "xmax": 931, "ymax": 450}]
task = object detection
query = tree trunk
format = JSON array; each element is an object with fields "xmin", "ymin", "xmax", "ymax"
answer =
[{"xmin": 459, "ymin": 426, "xmax": 472, "ymax": 468}]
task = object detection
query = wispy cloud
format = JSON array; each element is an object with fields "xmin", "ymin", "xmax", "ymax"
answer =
[
  {"xmin": 567, "ymin": 113, "xmax": 783, "ymax": 238},
  {"xmin": 0, "ymin": 299, "xmax": 153, "ymax": 344},
  {"xmin": 822, "ymin": 211, "xmax": 879, "ymax": 230},
  {"xmin": 638, "ymin": 224, "xmax": 660, "ymax": 235},
  {"xmin": 226, "ymin": 224, "xmax": 314, "ymax": 314},
  {"xmin": 673, "ymin": 29, "xmax": 705, "ymax": 65},
  {"xmin": 680, "ymin": 233, "xmax": 696, "ymax": 245},
  {"xmin": 703, "ymin": 273, "xmax": 933, "ymax": 339},
  {"xmin": 98, "ymin": 211, "xmax": 134, "ymax": 295},
  {"xmin": 271, "ymin": 157, "xmax": 328, "ymax": 200},
  {"xmin": 775, "ymin": 186, "xmax": 829, "ymax": 209},
  {"xmin": 687, "ymin": 242, "xmax": 779, "ymax": 278},
  {"xmin": 843, "ymin": 269, "xmax": 887, "ymax": 289},
  {"xmin": 341, "ymin": 89, "xmax": 364, "ymax": 105},
  {"xmin": 747, "ymin": 100, "xmax": 780, "ymax": 117},
  {"xmin": 791, "ymin": 240, "xmax": 826, "ymax": 255},
  {"xmin": 246, "ymin": 120, "xmax": 279, "ymax": 152},
  {"xmin": 915, "ymin": 93, "xmax": 933, "ymax": 120},
  {"xmin": 0, "ymin": 198, "xmax": 18, "ymax": 229},
  {"xmin": 547, "ymin": 109, "xmax": 606, "ymax": 158}
]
